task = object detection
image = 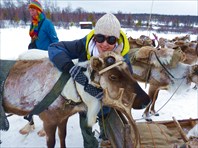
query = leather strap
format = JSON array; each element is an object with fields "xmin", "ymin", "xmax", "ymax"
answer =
[{"xmin": 25, "ymin": 72, "xmax": 70, "ymax": 120}]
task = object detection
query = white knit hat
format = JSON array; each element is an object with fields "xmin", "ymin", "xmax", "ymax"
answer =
[{"xmin": 94, "ymin": 13, "xmax": 121, "ymax": 38}]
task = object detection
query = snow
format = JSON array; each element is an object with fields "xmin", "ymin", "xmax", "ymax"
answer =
[{"xmin": 0, "ymin": 27, "xmax": 197, "ymax": 147}]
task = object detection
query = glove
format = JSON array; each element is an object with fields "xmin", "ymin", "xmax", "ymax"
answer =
[
  {"xmin": 69, "ymin": 65, "xmax": 88, "ymax": 86},
  {"xmin": 69, "ymin": 65, "xmax": 103, "ymax": 100}
]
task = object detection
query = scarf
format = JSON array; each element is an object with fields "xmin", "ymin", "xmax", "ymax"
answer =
[{"xmin": 29, "ymin": 11, "xmax": 45, "ymax": 41}]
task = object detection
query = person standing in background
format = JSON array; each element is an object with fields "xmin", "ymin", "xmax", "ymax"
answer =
[
  {"xmin": 20, "ymin": 0, "xmax": 59, "ymax": 136},
  {"xmin": 28, "ymin": 0, "xmax": 59, "ymax": 50}
]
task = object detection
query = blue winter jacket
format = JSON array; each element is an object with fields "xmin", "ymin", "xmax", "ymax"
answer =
[
  {"xmin": 32, "ymin": 18, "xmax": 59, "ymax": 50},
  {"xmin": 48, "ymin": 30, "xmax": 132, "ymax": 116},
  {"xmin": 48, "ymin": 30, "xmax": 132, "ymax": 73}
]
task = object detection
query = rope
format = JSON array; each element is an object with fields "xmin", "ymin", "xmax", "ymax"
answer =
[
  {"xmin": 136, "ymin": 78, "xmax": 185, "ymax": 121},
  {"xmin": 154, "ymin": 122, "xmax": 169, "ymax": 143},
  {"xmin": 152, "ymin": 50, "xmax": 186, "ymax": 80},
  {"xmin": 100, "ymin": 101, "xmax": 107, "ymax": 139},
  {"xmin": 155, "ymin": 79, "xmax": 185, "ymax": 113},
  {"xmin": 146, "ymin": 122, "xmax": 156, "ymax": 147},
  {"xmin": 147, "ymin": 0, "xmax": 154, "ymax": 37}
]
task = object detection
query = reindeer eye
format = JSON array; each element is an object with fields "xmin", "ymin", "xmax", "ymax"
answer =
[
  {"xmin": 105, "ymin": 56, "xmax": 115, "ymax": 66},
  {"xmin": 109, "ymin": 74, "xmax": 117, "ymax": 80}
]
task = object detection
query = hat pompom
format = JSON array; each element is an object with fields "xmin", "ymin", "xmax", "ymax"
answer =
[
  {"xmin": 94, "ymin": 13, "xmax": 121, "ymax": 39},
  {"xmin": 28, "ymin": 0, "xmax": 43, "ymax": 12}
]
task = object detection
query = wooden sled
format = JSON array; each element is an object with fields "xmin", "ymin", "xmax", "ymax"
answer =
[{"xmin": 105, "ymin": 109, "xmax": 198, "ymax": 148}]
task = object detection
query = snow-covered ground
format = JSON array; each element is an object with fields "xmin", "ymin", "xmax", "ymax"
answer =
[{"xmin": 0, "ymin": 27, "xmax": 197, "ymax": 147}]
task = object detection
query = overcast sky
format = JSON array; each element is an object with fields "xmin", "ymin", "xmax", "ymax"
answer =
[{"xmin": 55, "ymin": 0, "xmax": 197, "ymax": 16}]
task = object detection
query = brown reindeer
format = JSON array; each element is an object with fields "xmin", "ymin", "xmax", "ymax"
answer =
[
  {"xmin": 128, "ymin": 46, "xmax": 198, "ymax": 121},
  {"xmin": 157, "ymin": 34, "xmax": 198, "ymax": 65},
  {"xmin": 128, "ymin": 35, "xmax": 155, "ymax": 49},
  {"xmin": 174, "ymin": 40, "xmax": 198, "ymax": 64},
  {"xmin": 1, "ymin": 49, "xmax": 150, "ymax": 148}
]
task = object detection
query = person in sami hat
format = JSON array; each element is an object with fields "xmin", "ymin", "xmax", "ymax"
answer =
[{"xmin": 28, "ymin": 0, "xmax": 59, "ymax": 50}]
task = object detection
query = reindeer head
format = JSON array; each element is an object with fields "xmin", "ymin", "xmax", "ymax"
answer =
[{"xmin": 90, "ymin": 50, "xmax": 151, "ymax": 109}]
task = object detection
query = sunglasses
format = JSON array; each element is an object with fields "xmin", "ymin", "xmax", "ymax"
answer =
[{"xmin": 95, "ymin": 34, "xmax": 117, "ymax": 45}]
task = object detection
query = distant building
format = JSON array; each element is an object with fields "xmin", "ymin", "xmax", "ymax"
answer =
[{"xmin": 79, "ymin": 21, "xmax": 93, "ymax": 29}]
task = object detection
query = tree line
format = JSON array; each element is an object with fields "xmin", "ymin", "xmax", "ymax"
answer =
[{"xmin": 0, "ymin": 0, "xmax": 197, "ymax": 34}]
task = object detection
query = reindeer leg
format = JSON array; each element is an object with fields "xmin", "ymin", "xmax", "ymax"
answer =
[
  {"xmin": 142, "ymin": 85, "xmax": 159, "ymax": 121},
  {"xmin": 142, "ymin": 102, "xmax": 152, "ymax": 121},
  {"xmin": 58, "ymin": 118, "xmax": 68, "ymax": 148},
  {"xmin": 43, "ymin": 122, "xmax": 57, "ymax": 148},
  {"xmin": 142, "ymin": 85, "xmax": 160, "ymax": 121},
  {"xmin": 149, "ymin": 85, "xmax": 160, "ymax": 116}
]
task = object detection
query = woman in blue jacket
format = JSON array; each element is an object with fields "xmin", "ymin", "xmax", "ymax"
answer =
[
  {"xmin": 28, "ymin": 0, "xmax": 59, "ymax": 50},
  {"xmin": 20, "ymin": 0, "xmax": 59, "ymax": 136},
  {"xmin": 48, "ymin": 13, "xmax": 132, "ymax": 147}
]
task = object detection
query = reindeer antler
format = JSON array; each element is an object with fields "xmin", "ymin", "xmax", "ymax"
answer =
[{"xmin": 102, "ymin": 88, "xmax": 141, "ymax": 147}]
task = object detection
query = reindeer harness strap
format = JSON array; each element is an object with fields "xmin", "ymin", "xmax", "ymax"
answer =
[
  {"xmin": 152, "ymin": 51, "xmax": 186, "ymax": 80},
  {"xmin": 25, "ymin": 72, "xmax": 71, "ymax": 121},
  {"xmin": 99, "ymin": 61, "xmax": 124, "ymax": 75}
]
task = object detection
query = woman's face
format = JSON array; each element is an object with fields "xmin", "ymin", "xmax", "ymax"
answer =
[
  {"xmin": 95, "ymin": 34, "xmax": 117, "ymax": 54},
  {"xmin": 29, "ymin": 8, "xmax": 38, "ymax": 18}
]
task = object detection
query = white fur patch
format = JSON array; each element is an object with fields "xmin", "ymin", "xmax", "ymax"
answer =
[
  {"xmin": 18, "ymin": 49, "xmax": 48, "ymax": 60},
  {"xmin": 62, "ymin": 60, "xmax": 100, "ymax": 126},
  {"xmin": 75, "ymin": 81, "xmax": 100, "ymax": 126},
  {"xmin": 61, "ymin": 78, "xmax": 81, "ymax": 103},
  {"xmin": 150, "ymin": 48, "xmax": 174, "ymax": 67},
  {"xmin": 187, "ymin": 124, "xmax": 198, "ymax": 138},
  {"xmin": 166, "ymin": 63, "xmax": 191, "ymax": 93}
]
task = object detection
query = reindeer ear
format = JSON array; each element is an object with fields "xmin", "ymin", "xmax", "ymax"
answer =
[
  {"xmin": 90, "ymin": 57, "xmax": 104, "ymax": 72},
  {"xmin": 114, "ymin": 44, "xmax": 123, "ymax": 54}
]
